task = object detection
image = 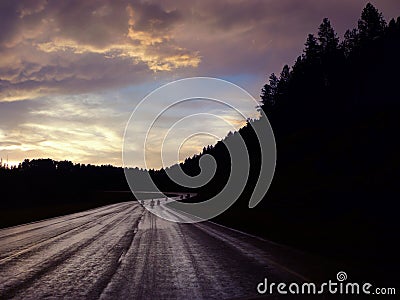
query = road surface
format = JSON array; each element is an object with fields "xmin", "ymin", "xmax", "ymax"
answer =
[{"xmin": 0, "ymin": 199, "xmax": 326, "ymax": 299}]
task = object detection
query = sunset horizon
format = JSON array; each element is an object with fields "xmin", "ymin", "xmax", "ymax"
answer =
[{"xmin": 1, "ymin": 0, "xmax": 399, "ymax": 169}]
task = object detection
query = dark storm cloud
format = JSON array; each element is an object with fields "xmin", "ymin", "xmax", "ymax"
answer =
[
  {"xmin": 0, "ymin": 0, "xmax": 199, "ymax": 101},
  {"xmin": 1, "ymin": 0, "xmax": 399, "ymax": 102},
  {"xmin": 0, "ymin": 1, "xmax": 19, "ymax": 46},
  {"xmin": 131, "ymin": 1, "xmax": 182, "ymax": 32}
]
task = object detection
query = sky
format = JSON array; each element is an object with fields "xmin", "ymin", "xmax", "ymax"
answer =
[{"xmin": 0, "ymin": 0, "xmax": 399, "ymax": 168}]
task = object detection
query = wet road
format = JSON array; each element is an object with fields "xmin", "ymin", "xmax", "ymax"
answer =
[{"xmin": 0, "ymin": 199, "xmax": 319, "ymax": 299}]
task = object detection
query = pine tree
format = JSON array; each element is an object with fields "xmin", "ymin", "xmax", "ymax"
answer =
[
  {"xmin": 318, "ymin": 18, "xmax": 339, "ymax": 53},
  {"xmin": 279, "ymin": 65, "xmax": 290, "ymax": 83},
  {"xmin": 342, "ymin": 28, "xmax": 359, "ymax": 56},
  {"xmin": 303, "ymin": 34, "xmax": 320, "ymax": 60},
  {"xmin": 277, "ymin": 65, "xmax": 290, "ymax": 96},
  {"xmin": 260, "ymin": 73, "xmax": 279, "ymax": 107},
  {"xmin": 358, "ymin": 3, "xmax": 386, "ymax": 41}
]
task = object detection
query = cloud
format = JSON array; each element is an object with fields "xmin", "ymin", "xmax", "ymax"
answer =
[
  {"xmin": 0, "ymin": 93, "xmax": 126, "ymax": 165},
  {"xmin": 1, "ymin": 0, "xmax": 399, "ymax": 103},
  {"xmin": 1, "ymin": 0, "xmax": 399, "ymax": 167},
  {"xmin": 0, "ymin": 0, "xmax": 200, "ymax": 102}
]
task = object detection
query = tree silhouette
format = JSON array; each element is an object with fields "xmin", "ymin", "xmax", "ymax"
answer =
[
  {"xmin": 358, "ymin": 3, "xmax": 386, "ymax": 42},
  {"xmin": 318, "ymin": 18, "xmax": 339, "ymax": 53},
  {"xmin": 278, "ymin": 65, "xmax": 290, "ymax": 90},
  {"xmin": 260, "ymin": 73, "xmax": 279, "ymax": 108},
  {"xmin": 303, "ymin": 33, "xmax": 320, "ymax": 61},
  {"xmin": 342, "ymin": 28, "xmax": 359, "ymax": 56}
]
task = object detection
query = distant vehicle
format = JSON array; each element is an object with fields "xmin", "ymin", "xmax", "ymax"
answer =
[
  {"xmin": 157, "ymin": 199, "xmax": 160, "ymax": 205},
  {"xmin": 150, "ymin": 199, "xmax": 155, "ymax": 208}
]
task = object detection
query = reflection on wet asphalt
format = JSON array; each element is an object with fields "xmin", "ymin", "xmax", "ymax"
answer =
[{"xmin": 0, "ymin": 200, "xmax": 311, "ymax": 299}]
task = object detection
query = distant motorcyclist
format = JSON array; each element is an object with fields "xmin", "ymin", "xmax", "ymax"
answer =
[{"xmin": 150, "ymin": 199, "xmax": 155, "ymax": 208}]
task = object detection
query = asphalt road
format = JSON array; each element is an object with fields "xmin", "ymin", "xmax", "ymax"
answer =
[{"xmin": 0, "ymin": 199, "xmax": 325, "ymax": 299}]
